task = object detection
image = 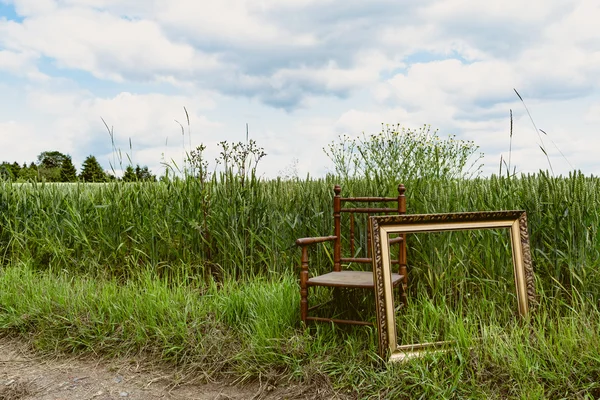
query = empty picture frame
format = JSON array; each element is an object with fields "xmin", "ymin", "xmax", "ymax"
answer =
[{"xmin": 369, "ymin": 210, "xmax": 536, "ymax": 362}]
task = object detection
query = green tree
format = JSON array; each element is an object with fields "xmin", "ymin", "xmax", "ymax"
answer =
[
  {"xmin": 80, "ymin": 155, "xmax": 107, "ymax": 182},
  {"xmin": 37, "ymin": 151, "xmax": 69, "ymax": 169},
  {"xmin": 0, "ymin": 163, "xmax": 13, "ymax": 181},
  {"xmin": 135, "ymin": 165, "xmax": 156, "ymax": 182},
  {"xmin": 122, "ymin": 165, "xmax": 136, "ymax": 182},
  {"xmin": 122, "ymin": 164, "xmax": 156, "ymax": 182},
  {"xmin": 17, "ymin": 163, "xmax": 39, "ymax": 181},
  {"xmin": 60, "ymin": 155, "xmax": 78, "ymax": 182},
  {"xmin": 9, "ymin": 162, "xmax": 21, "ymax": 178},
  {"xmin": 37, "ymin": 151, "xmax": 69, "ymax": 182}
]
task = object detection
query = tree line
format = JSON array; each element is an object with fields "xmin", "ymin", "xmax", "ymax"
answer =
[{"xmin": 0, "ymin": 151, "xmax": 156, "ymax": 182}]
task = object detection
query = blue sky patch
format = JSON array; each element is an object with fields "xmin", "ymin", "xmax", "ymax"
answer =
[{"xmin": 0, "ymin": 2, "xmax": 23, "ymax": 22}]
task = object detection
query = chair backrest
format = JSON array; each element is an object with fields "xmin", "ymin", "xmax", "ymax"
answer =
[{"xmin": 332, "ymin": 184, "xmax": 407, "ymax": 276}]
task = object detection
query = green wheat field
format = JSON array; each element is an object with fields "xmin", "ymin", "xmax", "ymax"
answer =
[{"xmin": 2, "ymin": 126, "xmax": 600, "ymax": 398}]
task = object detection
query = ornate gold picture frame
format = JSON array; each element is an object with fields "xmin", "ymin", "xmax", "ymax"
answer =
[{"xmin": 369, "ymin": 211, "xmax": 536, "ymax": 362}]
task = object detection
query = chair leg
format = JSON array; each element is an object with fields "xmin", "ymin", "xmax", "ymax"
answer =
[
  {"xmin": 400, "ymin": 265, "xmax": 408, "ymax": 306},
  {"xmin": 300, "ymin": 285, "xmax": 308, "ymax": 324},
  {"xmin": 300, "ymin": 247, "xmax": 309, "ymax": 324}
]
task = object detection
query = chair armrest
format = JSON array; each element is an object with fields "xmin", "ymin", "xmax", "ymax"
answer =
[{"xmin": 296, "ymin": 235, "xmax": 337, "ymax": 246}]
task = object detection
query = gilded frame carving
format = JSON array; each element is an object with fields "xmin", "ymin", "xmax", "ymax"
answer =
[{"xmin": 369, "ymin": 211, "xmax": 536, "ymax": 362}]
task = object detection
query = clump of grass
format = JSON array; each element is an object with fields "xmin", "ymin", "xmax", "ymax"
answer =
[
  {"xmin": 0, "ymin": 261, "xmax": 305, "ymax": 380},
  {"xmin": 2, "ymin": 261, "xmax": 600, "ymax": 398}
]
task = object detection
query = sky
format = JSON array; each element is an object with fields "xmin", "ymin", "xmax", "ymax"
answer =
[{"xmin": 0, "ymin": 0, "xmax": 599, "ymax": 179}]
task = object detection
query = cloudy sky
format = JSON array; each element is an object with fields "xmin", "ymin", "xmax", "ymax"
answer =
[{"xmin": 1, "ymin": 0, "xmax": 598, "ymax": 178}]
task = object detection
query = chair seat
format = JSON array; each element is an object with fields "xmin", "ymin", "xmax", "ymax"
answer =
[{"xmin": 308, "ymin": 271, "xmax": 404, "ymax": 289}]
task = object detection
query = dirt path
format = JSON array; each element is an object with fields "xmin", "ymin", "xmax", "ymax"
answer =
[{"xmin": 0, "ymin": 338, "xmax": 332, "ymax": 400}]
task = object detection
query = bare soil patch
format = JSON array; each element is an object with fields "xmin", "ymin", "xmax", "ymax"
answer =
[{"xmin": 0, "ymin": 338, "xmax": 339, "ymax": 400}]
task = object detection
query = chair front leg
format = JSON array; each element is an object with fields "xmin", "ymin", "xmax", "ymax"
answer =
[{"xmin": 300, "ymin": 246, "xmax": 309, "ymax": 324}]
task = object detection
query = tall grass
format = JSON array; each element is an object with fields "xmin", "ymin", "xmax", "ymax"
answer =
[
  {"xmin": 2, "ymin": 172, "xmax": 599, "ymax": 296},
  {"xmin": 2, "ymin": 261, "xmax": 600, "ymax": 398}
]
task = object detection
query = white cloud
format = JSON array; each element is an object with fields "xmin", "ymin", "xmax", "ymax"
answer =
[
  {"xmin": 1, "ymin": 120, "xmax": 73, "ymax": 164},
  {"xmin": 14, "ymin": 87, "xmax": 220, "ymax": 174},
  {"xmin": 0, "ymin": 49, "xmax": 47, "ymax": 79},
  {"xmin": 585, "ymin": 103, "xmax": 600, "ymax": 122},
  {"xmin": 0, "ymin": 49, "xmax": 32, "ymax": 71},
  {"xmin": 377, "ymin": 59, "xmax": 518, "ymax": 112},
  {"xmin": 544, "ymin": 0, "xmax": 600, "ymax": 47},
  {"xmin": 423, "ymin": 0, "xmax": 572, "ymax": 23},
  {"xmin": 10, "ymin": 0, "xmax": 57, "ymax": 17},
  {"xmin": 0, "ymin": 7, "xmax": 222, "ymax": 82},
  {"xmin": 156, "ymin": 0, "xmax": 318, "ymax": 48},
  {"xmin": 1, "ymin": 0, "xmax": 600, "ymax": 178}
]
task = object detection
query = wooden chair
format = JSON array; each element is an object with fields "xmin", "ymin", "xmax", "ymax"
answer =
[{"xmin": 296, "ymin": 184, "xmax": 408, "ymax": 326}]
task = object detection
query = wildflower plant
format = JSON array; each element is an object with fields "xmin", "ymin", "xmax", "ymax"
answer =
[
  {"xmin": 325, "ymin": 123, "xmax": 484, "ymax": 184},
  {"xmin": 216, "ymin": 139, "xmax": 266, "ymax": 187}
]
